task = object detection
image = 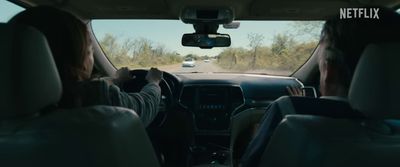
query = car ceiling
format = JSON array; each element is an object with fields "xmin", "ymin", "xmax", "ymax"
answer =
[{"xmin": 14, "ymin": 0, "xmax": 400, "ymax": 20}]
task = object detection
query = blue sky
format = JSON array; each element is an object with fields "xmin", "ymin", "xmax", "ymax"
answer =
[
  {"xmin": 1, "ymin": 0, "xmax": 319, "ymax": 56},
  {"xmin": 0, "ymin": 1, "xmax": 24, "ymax": 22}
]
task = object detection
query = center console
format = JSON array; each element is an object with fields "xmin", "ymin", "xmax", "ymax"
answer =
[
  {"xmin": 180, "ymin": 85, "xmax": 244, "ymax": 132},
  {"xmin": 179, "ymin": 85, "xmax": 244, "ymax": 166}
]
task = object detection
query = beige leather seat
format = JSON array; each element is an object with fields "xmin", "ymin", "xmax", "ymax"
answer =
[
  {"xmin": 230, "ymin": 107, "xmax": 266, "ymax": 166},
  {"xmin": 257, "ymin": 43, "xmax": 400, "ymax": 167},
  {"xmin": 0, "ymin": 23, "xmax": 159, "ymax": 167}
]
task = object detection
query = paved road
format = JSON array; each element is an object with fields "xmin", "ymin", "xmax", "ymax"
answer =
[
  {"xmin": 158, "ymin": 60, "xmax": 223, "ymax": 73},
  {"xmin": 177, "ymin": 61, "xmax": 223, "ymax": 73},
  {"xmin": 156, "ymin": 60, "xmax": 292, "ymax": 75}
]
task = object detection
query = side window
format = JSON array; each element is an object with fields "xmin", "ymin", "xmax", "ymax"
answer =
[{"xmin": 0, "ymin": 1, "xmax": 25, "ymax": 23}]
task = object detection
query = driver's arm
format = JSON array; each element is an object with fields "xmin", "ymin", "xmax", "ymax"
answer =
[
  {"xmin": 108, "ymin": 82, "xmax": 161, "ymax": 127},
  {"xmin": 107, "ymin": 67, "xmax": 163, "ymax": 127}
]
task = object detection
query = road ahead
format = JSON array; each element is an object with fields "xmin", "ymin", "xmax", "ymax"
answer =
[
  {"xmin": 155, "ymin": 60, "xmax": 292, "ymax": 75},
  {"xmin": 157, "ymin": 60, "xmax": 223, "ymax": 73},
  {"xmin": 177, "ymin": 61, "xmax": 223, "ymax": 73}
]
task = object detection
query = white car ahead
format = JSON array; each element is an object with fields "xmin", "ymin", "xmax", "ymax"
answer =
[{"xmin": 182, "ymin": 58, "xmax": 196, "ymax": 67}]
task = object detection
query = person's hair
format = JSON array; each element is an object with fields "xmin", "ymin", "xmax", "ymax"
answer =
[
  {"xmin": 320, "ymin": 7, "xmax": 400, "ymax": 91},
  {"xmin": 9, "ymin": 6, "xmax": 91, "ymax": 83}
]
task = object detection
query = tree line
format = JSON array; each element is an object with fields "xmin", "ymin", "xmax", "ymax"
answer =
[
  {"xmin": 216, "ymin": 21, "xmax": 323, "ymax": 74},
  {"xmin": 216, "ymin": 33, "xmax": 318, "ymax": 73},
  {"xmin": 98, "ymin": 21, "xmax": 323, "ymax": 73},
  {"xmin": 99, "ymin": 34, "xmax": 183, "ymax": 69}
]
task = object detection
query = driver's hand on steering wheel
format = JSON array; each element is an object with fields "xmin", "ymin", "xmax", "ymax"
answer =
[
  {"xmin": 115, "ymin": 67, "xmax": 132, "ymax": 81},
  {"xmin": 112, "ymin": 67, "xmax": 134, "ymax": 85},
  {"xmin": 146, "ymin": 67, "xmax": 163, "ymax": 84}
]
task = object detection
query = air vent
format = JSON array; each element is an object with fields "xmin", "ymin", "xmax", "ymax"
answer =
[{"xmin": 179, "ymin": 86, "xmax": 196, "ymax": 108}]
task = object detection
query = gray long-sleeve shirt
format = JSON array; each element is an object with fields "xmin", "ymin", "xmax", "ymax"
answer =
[{"xmin": 65, "ymin": 80, "xmax": 161, "ymax": 127}]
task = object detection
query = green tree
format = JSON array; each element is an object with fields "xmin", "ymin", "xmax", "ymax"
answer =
[
  {"xmin": 271, "ymin": 33, "xmax": 295, "ymax": 56},
  {"xmin": 291, "ymin": 21, "xmax": 324, "ymax": 41},
  {"xmin": 99, "ymin": 33, "xmax": 119, "ymax": 58},
  {"xmin": 247, "ymin": 33, "xmax": 264, "ymax": 69}
]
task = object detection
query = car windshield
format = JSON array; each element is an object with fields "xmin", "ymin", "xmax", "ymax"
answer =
[{"xmin": 92, "ymin": 20, "xmax": 323, "ymax": 75}]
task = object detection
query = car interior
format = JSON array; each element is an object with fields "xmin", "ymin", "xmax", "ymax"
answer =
[{"xmin": 1, "ymin": 0, "xmax": 400, "ymax": 167}]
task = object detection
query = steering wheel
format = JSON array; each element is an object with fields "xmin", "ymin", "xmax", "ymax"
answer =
[{"xmin": 120, "ymin": 69, "xmax": 173, "ymax": 127}]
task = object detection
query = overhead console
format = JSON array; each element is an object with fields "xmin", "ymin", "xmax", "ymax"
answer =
[
  {"xmin": 180, "ymin": 7, "xmax": 237, "ymax": 48},
  {"xmin": 180, "ymin": 7, "xmax": 234, "ymax": 24},
  {"xmin": 179, "ymin": 85, "xmax": 244, "ymax": 132}
]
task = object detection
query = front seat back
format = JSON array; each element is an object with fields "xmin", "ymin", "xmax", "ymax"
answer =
[
  {"xmin": 0, "ymin": 23, "xmax": 159, "ymax": 167},
  {"xmin": 257, "ymin": 43, "xmax": 400, "ymax": 167}
]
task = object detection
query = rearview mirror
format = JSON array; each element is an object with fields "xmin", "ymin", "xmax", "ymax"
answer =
[{"xmin": 181, "ymin": 33, "xmax": 231, "ymax": 49}]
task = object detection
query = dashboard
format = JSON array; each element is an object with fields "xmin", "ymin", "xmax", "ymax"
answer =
[
  {"xmin": 134, "ymin": 72, "xmax": 304, "ymax": 166},
  {"xmin": 173, "ymin": 73, "xmax": 303, "ymax": 133}
]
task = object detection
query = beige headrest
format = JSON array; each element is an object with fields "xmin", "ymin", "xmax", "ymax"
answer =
[
  {"xmin": 349, "ymin": 43, "xmax": 400, "ymax": 119},
  {"xmin": 0, "ymin": 23, "xmax": 61, "ymax": 119}
]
